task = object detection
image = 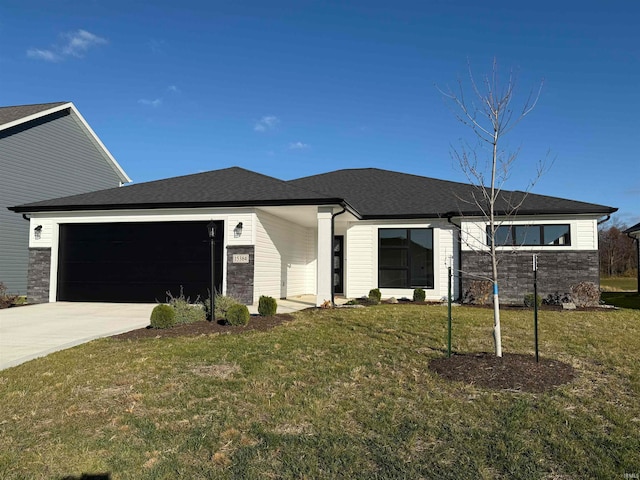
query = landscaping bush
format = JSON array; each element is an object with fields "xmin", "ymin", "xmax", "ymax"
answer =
[
  {"xmin": 368, "ymin": 288, "xmax": 382, "ymax": 305},
  {"xmin": 413, "ymin": 288, "xmax": 426, "ymax": 302},
  {"xmin": 226, "ymin": 304, "xmax": 250, "ymax": 326},
  {"xmin": 571, "ymin": 281, "xmax": 600, "ymax": 307},
  {"xmin": 166, "ymin": 288, "xmax": 205, "ymax": 324},
  {"xmin": 0, "ymin": 282, "xmax": 19, "ymax": 309},
  {"xmin": 524, "ymin": 293, "xmax": 542, "ymax": 308},
  {"xmin": 462, "ymin": 280, "xmax": 493, "ymax": 305},
  {"xmin": 203, "ymin": 293, "xmax": 242, "ymax": 321},
  {"xmin": 150, "ymin": 304, "xmax": 176, "ymax": 329},
  {"xmin": 258, "ymin": 295, "xmax": 277, "ymax": 316},
  {"xmin": 543, "ymin": 291, "xmax": 573, "ymax": 306}
]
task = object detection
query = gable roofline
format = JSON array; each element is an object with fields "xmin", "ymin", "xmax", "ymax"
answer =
[{"xmin": 0, "ymin": 102, "xmax": 131, "ymax": 185}]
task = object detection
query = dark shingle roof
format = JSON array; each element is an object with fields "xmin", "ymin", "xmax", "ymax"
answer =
[
  {"xmin": 10, "ymin": 166, "xmax": 616, "ymax": 217},
  {"xmin": 288, "ymin": 168, "xmax": 617, "ymax": 218},
  {"xmin": 0, "ymin": 102, "xmax": 69, "ymax": 127},
  {"xmin": 10, "ymin": 167, "xmax": 342, "ymax": 212},
  {"xmin": 625, "ymin": 222, "xmax": 640, "ymax": 235}
]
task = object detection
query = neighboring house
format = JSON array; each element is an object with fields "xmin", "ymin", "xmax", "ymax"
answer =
[
  {"xmin": 0, "ymin": 102, "xmax": 131, "ymax": 295},
  {"xmin": 624, "ymin": 222, "xmax": 640, "ymax": 293},
  {"xmin": 9, "ymin": 167, "xmax": 616, "ymax": 306}
]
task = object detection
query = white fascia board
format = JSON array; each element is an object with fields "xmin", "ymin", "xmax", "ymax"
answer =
[{"xmin": 0, "ymin": 102, "xmax": 74, "ymax": 133}]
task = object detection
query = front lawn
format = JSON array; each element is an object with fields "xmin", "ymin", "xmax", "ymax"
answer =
[{"xmin": 1, "ymin": 305, "xmax": 639, "ymax": 479}]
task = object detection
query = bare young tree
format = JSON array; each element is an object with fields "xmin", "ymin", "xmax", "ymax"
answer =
[{"xmin": 439, "ymin": 59, "xmax": 546, "ymax": 357}]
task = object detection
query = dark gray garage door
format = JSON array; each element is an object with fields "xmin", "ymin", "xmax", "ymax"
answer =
[{"xmin": 57, "ymin": 221, "xmax": 223, "ymax": 302}]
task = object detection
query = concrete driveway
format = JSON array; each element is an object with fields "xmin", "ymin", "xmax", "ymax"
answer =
[{"xmin": 0, "ymin": 302, "xmax": 154, "ymax": 370}]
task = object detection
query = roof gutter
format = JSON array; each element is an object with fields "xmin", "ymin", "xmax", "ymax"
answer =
[{"xmin": 597, "ymin": 214, "xmax": 612, "ymax": 226}]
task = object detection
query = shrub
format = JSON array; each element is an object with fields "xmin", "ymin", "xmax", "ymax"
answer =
[
  {"xmin": 205, "ymin": 294, "xmax": 242, "ymax": 321},
  {"xmin": 463, "ymin": 280, "xmax": 493, "ymax": 305},
  {"xmin": 368, "ymin": 288, "xmax": 382, "ymax": 305},
  {"xmin": 543, "ymin": 291, "xmax": 572, "ymax": 306},
  {"xmin": 523, "ymin": 293, "xmax": 542, "ymax": 308},
  {"xmin": 0, "ymin": 282, "xmax": 19, "ymax": 309},
  {"xmin": 571, "ymin": 281, "xmax": 600, "ymax": 307},
  {"xmin": 226, "ymin": 304, "xmax": 250, "ymax": 326},
  {"xmin": 166, "ymin": 288, "xmax": 205, "ymax": 324},
  {"xmin": 258, "ymin": 295, "xmax": 277, "ymax": 316},
  {"xmin": 413, "ymin": 288, "xmax": 426, "ymax": 302},
  {"xmin": 150, "ymin": 304, "xmax": 176, "ymax": 329}
]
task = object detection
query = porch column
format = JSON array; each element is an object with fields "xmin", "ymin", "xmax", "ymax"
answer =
[{"xmin": 316, "ymin": 207, "xmax": 333, "ymax": 306}]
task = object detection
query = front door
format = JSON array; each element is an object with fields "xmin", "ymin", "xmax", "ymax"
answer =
[{"xmin": 333, "ymin": 236, "xmax": 344, "ymax": 295}]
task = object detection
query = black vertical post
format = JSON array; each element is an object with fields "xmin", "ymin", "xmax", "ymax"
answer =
[
  {"xmin": 210, "ymin": 236, "xmax": 215, "ymax": 321},
  {"xmin": 447, "ymin": 265, "xmax": 452, "ymax": 358},
  {"xmin": 533, "ymin": 254, "xmax": 539, "ymax": 363}
]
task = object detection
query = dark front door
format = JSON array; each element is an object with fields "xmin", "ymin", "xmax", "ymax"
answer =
[
  {"xmin": 57, "ymin": 221, "xmax": 223, "ymax": 302},
  {"xmin": 333, "ymin": 236, "xmax": 344, "ymax": 295}
]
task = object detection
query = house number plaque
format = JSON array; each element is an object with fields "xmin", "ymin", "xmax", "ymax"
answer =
[{"xmin": 232, "ymin": 254, "xmax": 250, "ymax": 264}]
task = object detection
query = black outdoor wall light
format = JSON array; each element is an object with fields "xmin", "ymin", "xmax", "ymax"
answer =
[
  {"xmin": 34, "ymin": 225, "xmax": 43, "ymax": 240},
  {"xmin": 234, "ymin": 222, "xmax": 243, "ymax": 238}
]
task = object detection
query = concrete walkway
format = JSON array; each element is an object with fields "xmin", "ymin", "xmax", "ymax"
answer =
[
  {"xmin": 0, "ymin": 302, "xmax": 154, "ymax": 371},
  {"xmin": 0, "ymin": 296, "xmax": 336, "ymax": 371}
]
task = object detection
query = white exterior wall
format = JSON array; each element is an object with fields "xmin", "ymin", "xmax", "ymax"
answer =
[
  {"xmin": 460, "ymin": 216, "xmax": 600, "ymax": 252},
  {"xmin": 345, "ymin": 219, "xmax": 457, "ymax": 301},
  {"xmin": 254, "ymin": 209, "xmax": 315, "ymax": 300},
  {"xmin": 27, "ymin": 207, "xmax": 255, "ymax": 302}
]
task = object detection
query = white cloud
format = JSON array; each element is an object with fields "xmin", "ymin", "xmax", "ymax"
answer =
[
  {"xmin": 26, "ymin": 48, "xmax": 61, "ymax": 62},
  {"xmin": 288, "ymin": 141, "xmax": 309, "ymax": 150},
  {"xmin": 254, "ymin": 115, "xmax": 280, "ymax": 132},
  {"xmin": 138, "ymin": 98, "xmax": 163, "ymax": 108},
  {"xmin": 137, "ymin": 86, "xmax": 180, "ymax": 108},
  {"xmin": 27, "ymin": 29, "xmax": 107, "ymax": 62},
  {"xmin": 62, "ymin": 30, "xmax": 107, "ymax": 57}
]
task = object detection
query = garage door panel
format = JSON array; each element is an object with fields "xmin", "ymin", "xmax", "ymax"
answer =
[{"xmin": 57, "ymin": 221, "xmax": 223, "ymax": 302}]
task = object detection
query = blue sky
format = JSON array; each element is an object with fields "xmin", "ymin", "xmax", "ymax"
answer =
[{"xmin": 1, "ymin": 0, "xmax": 638, "ymax": 224}]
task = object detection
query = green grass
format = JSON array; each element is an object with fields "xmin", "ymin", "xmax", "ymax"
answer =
[
  {"xmin": 601, "ymin": 275, "xmax": 638, "ymax": 292},
  {"xmin": 1, "ymin": 305, "xmax": 640, "ymax": 479},
  {"xmin": 601, "ymin": 291, "xmax": 640, "ymax": 310}
]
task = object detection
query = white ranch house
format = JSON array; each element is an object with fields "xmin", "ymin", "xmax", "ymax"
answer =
[{"xmin": 10, "ymin": 167, "xmax": 616, "ymax": 306}]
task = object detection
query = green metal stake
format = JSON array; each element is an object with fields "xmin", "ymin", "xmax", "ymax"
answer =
[{"xmin": 447, "ymin": 265, "xmax": 452, "ymax": 358}]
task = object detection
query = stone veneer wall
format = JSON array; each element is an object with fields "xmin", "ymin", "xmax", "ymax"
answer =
[
  {"xmin": 226, "ymin": 245, "xmax": 255, "ymax": 304},
  {"xmin": 461, "ymin": 250, "xmax": 600, "ymax": 304},
  {"xmin": 27, "ymin": 247, "xmax": 51, "ymax": 304}
]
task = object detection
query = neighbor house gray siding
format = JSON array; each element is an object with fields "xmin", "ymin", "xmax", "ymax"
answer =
[{"xmin": 0, "ymin": 110, "xmax": 124, "ymax": 294}]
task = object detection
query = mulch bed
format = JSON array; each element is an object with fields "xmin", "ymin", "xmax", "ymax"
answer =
[
  {"xmin": 112, "ymin": 314, "xmax": 296, "ymax": 340},
  {"xmin": 429, "ymin": 352, "xmax": 576, "ymax": 393}
]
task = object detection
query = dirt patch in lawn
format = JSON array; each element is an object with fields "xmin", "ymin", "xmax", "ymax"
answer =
[
  {"xmin": 429, "ymin": 352, "xmax": 576, "ymax": 393},
  {"xmin": 112, "ymin": 314, "xmax": 296, "ymax": 340}
]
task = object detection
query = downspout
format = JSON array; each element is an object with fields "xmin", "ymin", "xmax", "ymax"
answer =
[
  {"xmin": 445, "ymin": 212, "xmax": 462, "ymax": 301},
  {"xmin": 331, "ymin": 206, "xmax": 347, "ymax": 305},
  {"xmin": 22, "ymin": 214, "xmax": 30, "ymax": 221}
]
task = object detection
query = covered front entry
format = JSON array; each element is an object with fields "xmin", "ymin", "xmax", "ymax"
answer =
[{"xmin": 57, "ymin": 221, "xmax": 223, "ymax": 302}]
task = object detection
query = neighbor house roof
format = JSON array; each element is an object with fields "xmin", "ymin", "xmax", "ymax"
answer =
[
  {"xmin": 10, "ymin": 166, "xmax": 616, "ymax": 217},
  {"xmin": 625, "ymin": 222, "xmax": 640, "ymax": 237},
  {"xmin": 9, "ymin": 167, "xmax": 344, "ymax": 213},
  {"xmin": 289, "ymin": 168, "xmax": 617, "ymax": 218},
  {"xmin": 0, "ymin": 102, "xmax": 131, "ymax": 184}
]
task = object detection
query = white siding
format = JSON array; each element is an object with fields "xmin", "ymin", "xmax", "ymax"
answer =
[
  {"xmin": 460, "ymin": 216, "xmax": 600, "ymax": 251},
  {"xmin": 345, "ymin": 220, "xmax": 455, "ymax": 301},
  {"xmin": 345, "ymin": 223, "xmax": 374, "ymax": 298},
  {"xmin": 254, "ymin": 209, "xmax": 315, "ymax": 300}
]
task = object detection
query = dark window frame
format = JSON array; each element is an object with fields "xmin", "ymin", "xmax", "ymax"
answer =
[
  {"xmin": 378, "ymin": 228, "xmax": 434, "ymax": 289},
  {"xmin": 488, "ymin": 224, "xmax": 571, "ymax": 247}
]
